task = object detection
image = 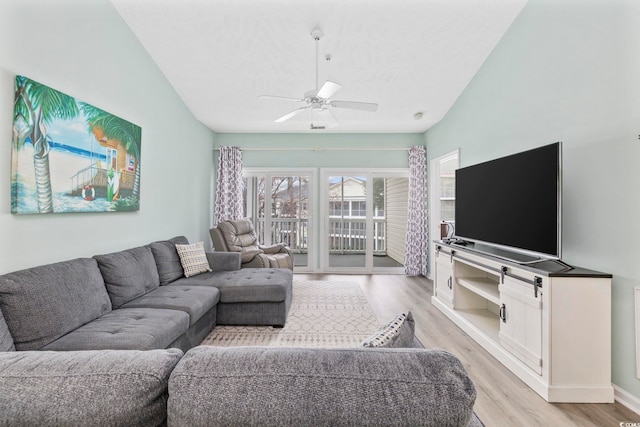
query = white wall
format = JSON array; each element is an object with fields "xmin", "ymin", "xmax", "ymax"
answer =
[
  {"xmin": 426, "ymin": 0, "xmax": 640, "ymax": 402},
  {"xmin": 0, "ymin": 0, "xmax": 215, "ymax": 274}
]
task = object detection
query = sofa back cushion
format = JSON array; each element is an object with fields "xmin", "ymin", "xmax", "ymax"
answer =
[
  {"xmin": 0, "ymin": 348, "xmax": 182, "ymax": 426},
  {"xmin": 0, "ymin": 258, "xmax": 112, "ymax": 351},
  {"xmin": 94, "ymin": 246, "xmax": 161, "ymax": 308},
  {"xmin": 168, "ymin": 346, "xmax": 477, "ymax": 426},
  {"xmin": 149, "ymin": 236, "xmax": 189, "ymax": 285},
  {"xmin": 0, "ymin": 308, "xmax": 15, "ymax": 351}
]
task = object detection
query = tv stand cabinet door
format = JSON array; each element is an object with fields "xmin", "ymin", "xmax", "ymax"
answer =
[
  {"xmin": 434, "ymin": 252, "xmax": 454, "ymax": 307},
  {"xmin": 498, "ymin": 276, "xmax": 543, "ymax": 375}
]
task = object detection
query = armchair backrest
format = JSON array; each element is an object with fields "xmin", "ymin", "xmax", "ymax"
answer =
[
  {"xmin": 209, "ymin": 227, "xmax": 229, "ymax": 252},
  {"xmin": 215, "ymin": 219, "xmax": 259, "ymax": 252}
]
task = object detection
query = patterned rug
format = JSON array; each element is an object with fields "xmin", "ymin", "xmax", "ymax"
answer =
[{"xmin": 200, "ymin": 280, "xmax": 381, "ymax": 348}]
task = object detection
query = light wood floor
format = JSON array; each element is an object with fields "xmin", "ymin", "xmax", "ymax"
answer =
[{"xmin": 296, "ymin": 273, "xmax": 640, "ymax": 427}]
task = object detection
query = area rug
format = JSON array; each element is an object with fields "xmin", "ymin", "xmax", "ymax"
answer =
[{"xmin": 200, "ymin": 280, "xmax": 381, "ymax": 348}]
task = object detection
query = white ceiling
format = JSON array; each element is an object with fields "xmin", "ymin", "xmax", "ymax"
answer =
[{"xmin": 111, "ymin": 0, "xmax": 527, "ymax": 134}]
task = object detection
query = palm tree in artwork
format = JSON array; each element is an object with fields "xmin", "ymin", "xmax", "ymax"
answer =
[
  {"xmin": 79, "ymin": 103, "xmax": 142, "ymax": 202},
  {"xmin": 13, "ymin": 76, "xmax": 79, "ymax": 213}
]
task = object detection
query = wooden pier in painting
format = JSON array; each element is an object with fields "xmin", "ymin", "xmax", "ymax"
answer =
[{"xmin": 70, "ymin": 164, "xmax": 135, "ymax": 200}]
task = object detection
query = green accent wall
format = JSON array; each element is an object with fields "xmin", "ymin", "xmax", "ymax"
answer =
[
  {"xmin": 426, "ymin": 0, "xmax": 640, "ymax": 400},
  {"xmin": 0, "ymin": 0, "xmax": 215, "ymax": 273}
]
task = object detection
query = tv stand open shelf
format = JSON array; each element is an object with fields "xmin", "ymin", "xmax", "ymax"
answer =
[
  {"xmin": 432, "ymin": 240, "xmax": 613, "ymax": 403},
  {"xmin": 457, "ymin": 277, "xmax": 500, "ymax": 305}
]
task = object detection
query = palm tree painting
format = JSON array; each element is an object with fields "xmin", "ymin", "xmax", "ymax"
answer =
[{"xmin": 11, "ymin": 76, "xmax": 142, "ymax": 214}]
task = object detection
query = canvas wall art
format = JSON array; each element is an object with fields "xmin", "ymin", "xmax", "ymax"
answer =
[{"xmin": 11, "ymin": 75, "xmax": 142, "ymax": 214}]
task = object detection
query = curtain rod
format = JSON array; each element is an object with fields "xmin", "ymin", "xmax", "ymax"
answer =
[{"xmin": 214, "ymin": 147, "xmax": 412, "ymax": 152}]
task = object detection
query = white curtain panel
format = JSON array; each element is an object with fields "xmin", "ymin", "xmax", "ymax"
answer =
[
  {"xmin": 214, "ymin": 146, "xmax": 243, "ymax": 224},
  {"xmin": 405, "ymin": 145, "xmax": 429, "ymax": 276}
]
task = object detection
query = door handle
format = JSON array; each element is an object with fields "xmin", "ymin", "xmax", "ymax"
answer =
[{"xmin": 499, "ymin": 304, "xmax": 507, "ymax": 323}]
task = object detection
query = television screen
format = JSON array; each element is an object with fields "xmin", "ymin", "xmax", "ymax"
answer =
[{"xmin": 454, "ymin": 142, "xmax": 561, "ymax": 259}]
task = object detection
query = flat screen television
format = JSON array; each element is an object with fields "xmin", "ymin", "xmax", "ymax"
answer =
[{"xmin": 454, "ymin": 142, "xmax": 562, "ymax": 261}]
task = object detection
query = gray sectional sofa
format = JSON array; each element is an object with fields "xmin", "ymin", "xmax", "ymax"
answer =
[
  {"xmin": 0, "ymin": 236, "xmax": 481, "ymax": 426},
  {"xmin": 0, "ymin": 236, "xmax": 292, "ymax": 353},
  {"xmin": 0, "ymin": 345, "xmax": 480, "ymax": 427}
]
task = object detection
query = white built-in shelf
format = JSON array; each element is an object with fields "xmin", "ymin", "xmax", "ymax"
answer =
[
  {"xmin": 456, "ymin": 308, "xmax": 500, "ymax": 341},
  {"xmin": 457, "ymin": 277, "xmax": 500, "ymax": 305}
]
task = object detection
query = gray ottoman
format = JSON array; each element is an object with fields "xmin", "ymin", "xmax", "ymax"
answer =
[{"xmin": 170, "ymin": 268, "xmax": 293, "ymax": 327}]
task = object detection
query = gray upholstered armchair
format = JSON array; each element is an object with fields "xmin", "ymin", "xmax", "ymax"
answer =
[{"xmin": 210, "ymin": 218, "xmax": 293, "ymax": 270}]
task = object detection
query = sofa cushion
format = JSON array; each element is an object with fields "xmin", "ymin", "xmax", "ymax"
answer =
[
  {"xmin": 0, "ymin": 309, "xmax": 15, "ymax": 351},
  {"xmin": 0, "ymin": 258, "xmax": 112, "ymax": 351},
  {"xmin": 94, "ymin": 246, "xmax": 161, "ymax": 308},
  {"xmin": 175, "ymin": 242, "xmax": 213, "ymax": 277},
  {"xmin": 149, "ymin": 236, "xmax": 189, "ymax": 285},
  {"xmin": 168, "ymin": 346, "xmax": 477, "ymax": 426},
  {"xmin": 121, "ymin": 286, "xmax": 220, "ymax": 326},
  {"xmin": 362, "ymin": 311, "xmax": 416, "ymax": 348},
  {"xmin": 0, "ymin": 349, "xmax": 182, "ymax": 426},
  {"xmin": 170, "ymin": 269, "xmax": 292, "ymax": 303},
  {"xmin": 41, "ymin": 308, "xmax": 190, "ymax": 351}
]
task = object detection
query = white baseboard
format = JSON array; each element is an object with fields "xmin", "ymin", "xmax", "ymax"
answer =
[{"xmin": 614, "ymin": 384, "xmax": 640, "ymax": 416}]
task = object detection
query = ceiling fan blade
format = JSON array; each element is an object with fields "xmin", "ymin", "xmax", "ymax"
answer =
[
  {"xmin": 317, "ymin": 80, "xmax": 342, "ymax": 99},
  {"xmin": 331, "ymin": 100, "xmax": 378, "ymax": 112},
  {"xmin": 275, "ymin": 107, "xmax": 310, "ymax": 123},
  {"xmin": 318, "ymin": 108, "xmax": 339, "ymax": 128},
  {"xmin": 259, "ymin": 95, "xmax": 305, "ymax": 102}
]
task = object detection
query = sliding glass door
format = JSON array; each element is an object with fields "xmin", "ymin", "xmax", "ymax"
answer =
[
  {"xmin": 321, "ymin": 169, "xmax": 408, "ymax": 273},
  {"xmin": 242, "ymin": 168, "xmax": 407, "ymax": 273},
  {"xmin": 326, "ymin": 175, "xmax": 368, "ymax": 268},
  {"xmin": 243, "ymin": 169, "xmax": 314, "ymax": 272}
]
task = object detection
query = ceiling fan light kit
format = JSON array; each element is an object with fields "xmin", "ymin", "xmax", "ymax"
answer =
[{"xmin": 259, "ymin": 27, "xmax": 379, "ymax": 129}]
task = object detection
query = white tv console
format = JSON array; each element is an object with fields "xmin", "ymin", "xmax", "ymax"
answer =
[{"xmin": 432, "ymin": 240, "xmax": 613, "ymax": 403}]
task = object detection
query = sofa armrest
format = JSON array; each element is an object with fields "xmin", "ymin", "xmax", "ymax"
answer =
[
  {"xmin": 206, "ymin": 251, "xmax": 241, "ymax": 271},
  {"xmin": 168, "ymin": 346, "xmax": 477, "ymax": 426},
  {"xmin": 0, "ymin": 349, "xmax": 183, "ymax": 426}
]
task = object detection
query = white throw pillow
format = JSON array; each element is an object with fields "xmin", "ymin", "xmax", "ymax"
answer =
[
  {"xmin": 175, "ymin": 242, "xmax": 212, "ymax": 278},
  {"xmin": 362, "ymin": 311, "xmax": 415, "ymax": 348}
]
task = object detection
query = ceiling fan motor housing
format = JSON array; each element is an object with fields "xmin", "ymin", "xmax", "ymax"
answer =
[{"xmin": 304, "ymin": 90, "xmax": 328, "ymax": 108}]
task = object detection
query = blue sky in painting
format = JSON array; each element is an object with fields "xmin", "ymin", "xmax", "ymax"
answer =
[{"xmin": 47, "ymin": 110, "xmax": 104, "ymax": 155}]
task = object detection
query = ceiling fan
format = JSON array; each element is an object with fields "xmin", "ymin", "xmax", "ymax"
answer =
[{"xmin": 259, "ymin": 28, "xmax": 378, "ymax": 129}]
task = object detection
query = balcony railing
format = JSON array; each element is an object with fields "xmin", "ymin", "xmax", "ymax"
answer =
[
  {"xmin": 256, "ymin": 218, "xmax": 308, "ymax": 253},
  {"xmin": 256, "ymin": 217, "xmax": 386, "ymax": 255},
  {"xmin": 328, "ymin": 218, "xmax": 386, "ymax": 254}
]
